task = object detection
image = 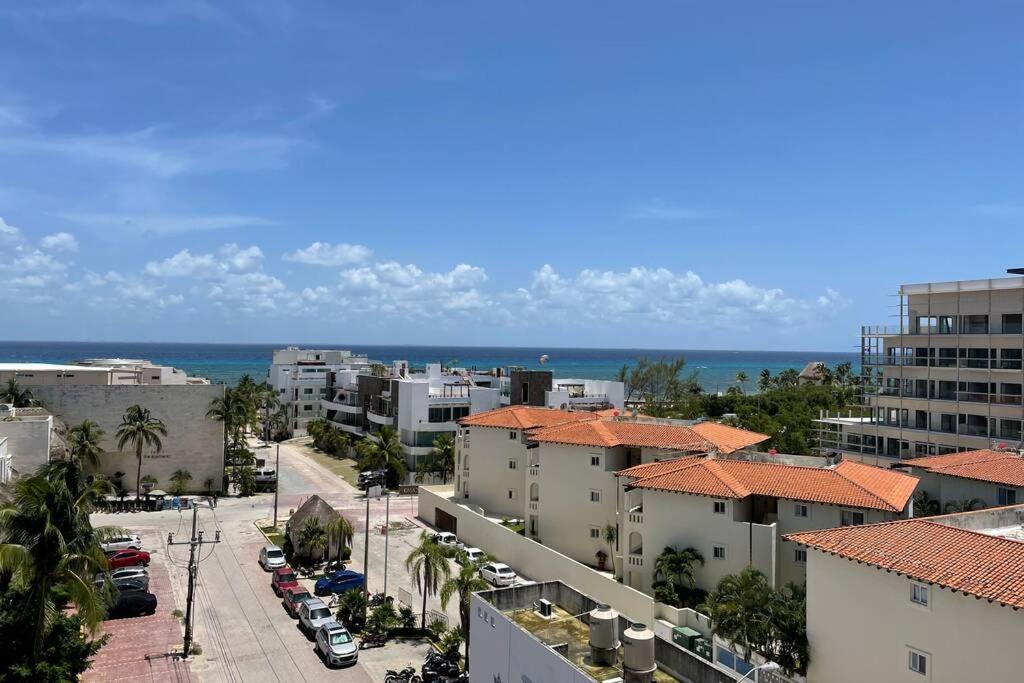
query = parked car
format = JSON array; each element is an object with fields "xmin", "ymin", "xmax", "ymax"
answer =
[
  {"xmin": 432, "ymin": 532, "xmax": 462, "ymax": 549},
  {"xmin": 272, "ymin": 567, "xmax": 299, "ymax": 596},
  {"xmin": 95, "ymin": 566, "xmax": 149, "ymax": 586},
  {"xmin": 100, "ymin": 534, "xmax": 142, "ymax": 552},
  {"xmin": 259, "ymin": 544, "xmax": 287, "ymax": 571},
  {"xmin": 107, "ymin": 589, "xmax": 157, "ymax": 618},
  {"xmin": 457, "ymin": 547, "xmax": 486, "ymax": 565},
  {"xmin": 315, "ymin": 621, "xmax": 359, "ymax": 668},
  {"xmin": 96, "ymin": 573, "xmax": 150, "ymax": 591},
  {"xmin": 106, "ymin": 549, "xmax": 151, "ymax": 569},
  {"xmin": 314, "ymin": 569, "xmax": 366, "ymax": 596},
  {"xmin": 358, "ymin": 470, "xmax": 387, "ymax": 491},
  {"xmin": 283, "ymin": 587, "xmax": 314, "ymax": 619},
  {"xmin": 298, "ymin": 598, "xmax": 335, "ymax": 638},
  {"xmin": 479, "ymin": 562, "xmax": 517, "ymax": 587}
]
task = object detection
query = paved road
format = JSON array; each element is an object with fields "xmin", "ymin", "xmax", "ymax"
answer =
[{"xmin": 91, "ymin": 438, "xmax": 458, "ymax": 682}]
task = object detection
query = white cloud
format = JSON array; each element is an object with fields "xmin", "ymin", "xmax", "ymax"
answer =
[
  {"xmin": 284, "ymin": 241, "xmax": 372, "ymax": 266},
  {"xmin": 144, "ymin": 249, "xmax": 219, "ymax": 278},
  {"xmin": 0, "ymin": 216, "xmax": 21, "ymax": 243},
  {"xmin": 40, "ymin": 231, "xmax": 79, "ymax": 251},
  {"xmin": 334, "ymin": 261, "xmax": 489, "ymax": 314},
  {"xmin": 220, "ymin": 243, "xmax": 263, "ymax": 273},
  {"xmin": 627, "ymin": 203, "xmax": 719, "ymax": 222},
  {"xmin": 58, "ymin": 212, "xmax": 276, "ymax": 235}
]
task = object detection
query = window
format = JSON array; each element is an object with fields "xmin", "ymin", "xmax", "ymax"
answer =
[
  {"xmin": 908, "ymin": 649, "xmax": 928, "ymax": 675},
  {"xmin": 794, "ymin": 503, "xmax": 809, "ymax": 518},
  {"xmin": 303, "ymin": 388, "xmax": 313, "ymax": 394},
  {"xmin": 713, "ymin": 501, "xmax": 727, "ymax": 515},
  {"xmin": 589, "ymin": 490, "xmax": 601, "ymax": 503},
  {"xmin": 911, "ymin": 582, "xmax": 929, "ymax": 607},
  {"xmin": 509, "ymin": 430, "xmax": 518, "ymax": 440},
  {"xmin": 998, "ymin": 487, "xmax": 1018, "ymax": 506},
  {"xmin": 589, "ymin": 527, "xmax": 601, "ymax": 539},
  {"xmin": 303, "ymin": 404, "xmax": 313, "ymax": 411},
  {"xmin": 841, "ymin": 510, "xmax": 865, "ymax": 526},
  {"xmin": 712, "ymin": 545, "xmax": 726, "ymax": 560},
  {"xmin": 1003, "ymin": 313, "xmax": 1023, "ymax": 335},
  {"xmin": 508, "ymin": 460, "xmax": 517, "ymax": 470},
  {"xmin": 590, "ymin": 455, "xmax": 601, "ymax": 467},
  {"xmin": 507, "ymin": 489, "xmax": 517, "ymax": 500},
  {"xmin": 794, "ymin": 549, "xmax": 807, "ymax": 563}
]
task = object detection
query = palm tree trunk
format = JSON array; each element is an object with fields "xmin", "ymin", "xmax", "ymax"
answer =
[
  {"xmin": 421, "ymin": 576, "xmax": 428, "ymax": 629},
  {"xmin": 31, "ymin": 583, "xmax": 48, "ymax": 661},
  {"xmin": 461, "ymin": 603, "xmax": 470, "ymax": 662},
  {"xmin": 135, "ymin": 442, "xmax": 143, "ymax": 500}
]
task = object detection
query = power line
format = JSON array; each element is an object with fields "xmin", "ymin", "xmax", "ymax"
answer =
[{"xmin": 168, "ymin": 501, "xmax": 221, "ymax": 658}]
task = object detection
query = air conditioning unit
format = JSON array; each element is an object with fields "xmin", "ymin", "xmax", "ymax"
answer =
[{"xmin": 537, "ymin": 598, "xmax": 553, "ymax": 618}]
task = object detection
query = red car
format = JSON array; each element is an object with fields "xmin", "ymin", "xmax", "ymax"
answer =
[
  {"xmin": 282, "ymin": 587, "xmax": 313, "ymax": 618},
  {"xmin": 107, "ymin": 549, "xmax": 151, "ymax": 569},
  {"xmin": 272, "ymin": 567, "xmax": 299, "ymax": 596}
]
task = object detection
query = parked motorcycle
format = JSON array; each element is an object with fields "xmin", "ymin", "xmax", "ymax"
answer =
[
  {"xmin": 367, "ymin": 592, "xmax": 393, "ymax": 608},
  {"xmin": 421, "ymin": 647, "xmax": 463, "ymax": 683},
  {"xmin": 384, "ymin": 665, "xmax": 421, "ymax": 683}
]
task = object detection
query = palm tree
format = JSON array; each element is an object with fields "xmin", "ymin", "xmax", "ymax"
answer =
[
  {"xmin": 429, "ymin": 433, "xmax": 455, "ymax": 484},
  {"xmin": 603, "ymin": 524, "xmax": 617, "ymax": 579},
  {"xmin": 299, "ymin": 518, "xmax": 328, "ymax": 564},
  {"xmin": 913, "ymin": 490, "xmax": 941, "ymax": 517},
  {"xmin": 169, "ymin": 469, "xmax": 193, "ymax": 495},
  {"xmin": 405, "ymin": 532, "xmax": 451, "ymax": 628},
  {"xmin": 440, "ymin": 561, "xmax": 489, "ymax": 659},
  {"xmin": 699, "ymin": 567, "xmax": 774, "ymax": 663},
  {"xmin": 67, "ymin": 420, "xmax": 105, "ymax": 469},
  {"xmin": 115, "ymin": 405, "xmax": 168, "ymax": 500},
  {"xmin": 654, "ymin": 546, "xmax": 704, "ymax": 604},
  {"xmin": 207, "ymin": 389, "xmax": 247, "ymax": 459},
  {"xmin": 757, "ymin": 369, "xmax": 773, "ymax": 393},
  {"xmin": 0, "ymin": 469, "xmax": 110, "ymax": 660},
  {"xmin": 1, "ymin": 378, "xmax": 37, "ymax": 407},
  {"xmin": 735, "ymin": 371, "xmax": 749, "ymax": 393},
  {"xmin": 944, "ymin": 498, "xmax": 985, "ymax": 513},
  {"xmin": 326, "ymin": 515, "xmax": 354, "ymax": 564},
  {"xmin": 356, "ymin": 426, "xmax": 408, "ymax": 487}
]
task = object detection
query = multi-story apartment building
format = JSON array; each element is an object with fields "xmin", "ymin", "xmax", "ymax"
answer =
[
  {"xmin": 899, "ymin": 448, "xmax": 1024, "ymax": 510},
  {"xmin": 323, "ymin": 365, "xmax": 626, "ymax": 478},
  {"xmin": 0, "ymin": 360, "xmax": 209, "ymax": 386},
  {"xmin": 617, "ymin": 453, "xmax": 918, "ymax": 593},
  {"xmin": 268, "ymin": 348, "xmax": 372, "ymax": 434},
  {"xmin": 818, "ymin": 271, "xmax": 1024, "ymax": 465},
  {"xmin": 787, "ymin": 506, "xmax": 1024, "ymax": 683}
]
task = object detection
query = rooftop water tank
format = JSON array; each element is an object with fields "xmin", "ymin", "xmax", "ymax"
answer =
[
  {"xmin": 588, "ymin": 604, "xmax": 620, "ymax": 666},
  {"xmin": 622, "ymin": 623, "xmax": 656, "ymax": 683}
]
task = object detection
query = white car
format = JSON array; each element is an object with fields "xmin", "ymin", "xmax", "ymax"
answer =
[
  {"xmin": 479, "ymin": 562, "xmax": 517, "ymax": 587},
  {"xmin": 433, "ymin": 532, "xmax": 463, "ymax": 548},
  {"xmin": 298, "ymin": 599, "xmax": 335, "ymax": 638},
  {"xmin": 101, "ymin": 534, "xmax": 142, "ymax": 552},
  {"xmin": 457, "ymin": 547, "xmax": 486, "ymax": 565},
  {"xmin": 108, "ymin": 566, "xmax": 149, "ymax": 582},
  {"xmin": 259, "ymin": 544, "xmax": 287, "ymax": 570},
  {"xmin": 315, "ymin": 621, "xmax": 359, "ymax": 668}
]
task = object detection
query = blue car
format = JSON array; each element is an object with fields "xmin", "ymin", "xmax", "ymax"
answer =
[{"xmin": 314, "ymin": 569, "xmax": 366, "ymax": 596}]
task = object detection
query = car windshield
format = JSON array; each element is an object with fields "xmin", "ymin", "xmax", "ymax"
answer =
[
  {"xmin": 278, "ymin": 572, "xmax": 296, "ymax": 582},
  {"xmin": 498, "ymin": 568, "xmax": 515, "ymax": 576},
  {"xmin": 267, "ymin": 549, "xmax": 283, "ymax": 558},
  {"xmin": 329, "ymin": 631, "xmax": 353, "ymax": 645},
  {"xmin": 290, "ymin": 591, "xmax": 310, "ymax": 602},
  {"xmin": 310, "ymin": 608, "xmax": 331, "ymax": 620}
]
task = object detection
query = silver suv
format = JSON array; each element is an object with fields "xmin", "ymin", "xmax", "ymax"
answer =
[
  {"xmin": 298, "ymin": 598, "xmax": 335, "ymax": 639},
  {"xmin": 101, "ymin": 534, "xmax": 142, "ymax": 552},
  {"xmin": 259, "ymin": 544, "xmax": 287, "ymax": 570},
  {"xmin": 315, "ymin": 621, "xmax": 358, "ymax": 668}
]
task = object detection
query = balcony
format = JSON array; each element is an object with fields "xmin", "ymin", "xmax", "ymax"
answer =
[
  {"xmin": 528, "ymin": 465, "xmax": 540, "ymax": 477},
  {"xmin": 959, "ymin": 424, "xmax": 990, "ymax": 437},
  {"xmin": 528, "ymin": 501, "xmax": 538, "ymax": 511},
  {"xmin": 367, "ymin": 408, "xmax": 394, "ymax": 425},
  {"xmin": 627, "ymin": 554, "xmax": 643, "ymax": 567},
  {"xmin": 627, "ymin": 507, "xmax": 644, "ymax": 525},
  {"xmin": 321, "ymin": 398, "xmax": 362, "ymax": 414}
]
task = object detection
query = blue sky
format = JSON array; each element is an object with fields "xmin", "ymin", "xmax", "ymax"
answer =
[{"xmin": 1, "ymin": 2, "xmax": 1021, "ymax": 351}]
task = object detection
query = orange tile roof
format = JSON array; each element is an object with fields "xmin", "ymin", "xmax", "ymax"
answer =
[
  {"xmin": 785, "ymin": 517, "xmax": 1024, "ymax": 609},
  {"xmin": 458, "ymin": 405, "xmax": 597, "ymax": 430},
  {"xmin": 905, "ymin": 449, "xmax": 1024, "ymax": 487},
  {"xmin": 530, "ymin": 420, "xmax": 715, "ymax": 452},
  {"xmin": 690, "ymin": 422, "xmax": 770, "ymax": 453},
  {"xmin": 620, "ymin": 457, "xmax": 918, "ymax": 512}
]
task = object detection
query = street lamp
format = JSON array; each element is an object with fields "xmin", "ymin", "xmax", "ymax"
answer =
[{"xmin": 737, "ymin": 661, "xmax": 781, "ymax": 681}]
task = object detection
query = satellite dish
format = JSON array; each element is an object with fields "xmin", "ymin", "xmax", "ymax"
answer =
[{"xmin": 539, "ymin": 354, "xmax": 549, "ymax": 365}]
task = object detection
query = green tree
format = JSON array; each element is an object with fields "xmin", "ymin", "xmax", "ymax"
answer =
[
  {"xmin": 440, "ymin": 562, "xmax": 490, "ymax": 660},
  {"xmin": 298, "ymin": 518, "xmax": 328, "ymax": 563},
  {"xmin": 653, "ymin": 546, "xmax": 704, "ymax": 607},
  {"xmin": 944, "ymin": 498, "xmax": 985, "ymax": 513},
  {"xmin": 356, "ymin": 426, "xmax": 408, "ymax": 487},
  {"xmin": 913, "ymin": 490, "xmax": 941, "ymax": 516},
  {"xmin": 207, "ymin": 389, "xmax": 248, "ymax": 462},
  {"xmin": 326, "ymin": 516, "xmax": 354, "ymax": 563},
  {"xmin": 0, "ymin": 379, "xmax": 37, "ymax": 408},
  {"xmin": 336, "ymin": 588, "xmax": 367, "ymax": 632},
  {"xmin": 757, "ymin": 369, "xmax": 773, "ymax": 393},
  {"xmin": 405, "ymin": 532, "xmax": 451, "ymax": 629},
  {"xmin": 603, "ymin": 524, "xmax": 618, "ymax": 579},
  {"xmin": 114, "ymin": 405, "xmax": 167, "ymax": 500},
  {"xmin": 169, "ymin": 469, "xmax": 193, "ymax": 495},
  {"xmin": 67, "ymin": 420, "xmax": 105, "ymax": 469},
  {"xmin": 416, "ymin": 433, "xmax": 456, "ymax": 484},
  {"xmin": 735, "ymin": 371, "xmax": 749, "ymax": 393}
]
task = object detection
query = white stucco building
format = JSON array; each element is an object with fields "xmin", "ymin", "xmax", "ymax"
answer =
[
  {"xmin": 616, "ymin": 453, "xmax": 919, "ymax": 593},
  {"xmin": 0, "ymin": 405, "xmax": 53, "ymax": 479},
  {"xmin": 787, "ymin": 506, "xmax": 1024, "ymax": 683},
  {"xmin": 268, "ymin": 347, "xmax": 373, "ymax": 435},
  {"xmin": 0, "ymin": 360, "xmax": 209, "ymax": 386},
  {"xmin": 899, "ymin": 447, "xmax": 1024, "ymax": 509}
]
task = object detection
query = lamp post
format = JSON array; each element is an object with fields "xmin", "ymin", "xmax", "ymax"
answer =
[
  {"xmin": 272, "ymin": 442, "xmax": 281, "ymax": 528},
  {"xmin": 736, "ymin": 662, "xmax": 781, "ymax": 681}
]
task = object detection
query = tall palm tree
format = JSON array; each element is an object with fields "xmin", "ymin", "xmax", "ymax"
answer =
[
  {"xmin": 0, "ymin": 470, "xmax": 110, "ymax": 660},
  {"xmin": 326, "ymin": 515, "xmax": 354, "ymax": 564},
  {"xmin": 735, "ymin": 371, "xmax": 749, "ymax": 393},
  {"xmin": 429, "ymin": 433, "xmax": 455, "ymax": 484},
  {"xmin": 913, "ymin": 490, "xmax": 941, "ymax": 517},
  {"xmin": 299, "ymin": 518, "xmax": 328, "ymax": 563},
  {"xmin": 207, "ymin": 388, "xmax": 247, "ymax": 459},
  {"xmin": 67, "ymin": 420, "xmax": 105, "ymax": 470},
  {"xmin": 1, "ymin": 378, "xmax": 37, "ymax": 407},
  {"xmin": 115, "ymin": 405, "xmax": 168, "ymax": 500},
  {"xmin": 405, "ymin": 532, "xmax": 451, "ymax": 628},
  {"xmin": 757, "ymin": 369, "xmax": 773, "ymax": 393},
  {"xmin": 356, "ymin": 426, "xmax": 408, "ymax": 487},
  {"xmin": 440, "ymin": 562, "xmax": 489, "ymax": 659},
  {"xmin": 654, "ymin": 546, "xmax": 704, "ymax": 603},
  {"xmin": 944, "ymin": 498, "xmax": 985, "ymax": 513},
  {"xmin": 603, "ymin": 524, "xmax": 617, "ymax": 579},
  {"xmin": 700, "ymin": 567, "xmax": 776, "ymax": 664}
]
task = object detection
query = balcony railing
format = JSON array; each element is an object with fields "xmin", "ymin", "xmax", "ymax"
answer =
[
  {"xmin": 528, "ymin": 501, "xmax": 538, "ymax": 511},
  {"xmin": 528, "ymin": 466, "xmax": 540, "ymax": 477},
  {"xmin": 862, "ymin": 356, "xmax": 1023, "ymax": 370},
  {"xmin": 959, "ymin": 424, "xmax": 990, "ymax": 437},
  {"xmin": 628, "ymin": 509, "xmax": 644, "ymax": 525},
  {"xmin": 628, "ymin": 554, "xmax": 643, "ymax": 567}
]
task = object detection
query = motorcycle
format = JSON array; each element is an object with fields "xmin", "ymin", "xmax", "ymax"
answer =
[
  {"xmin": 421, "ymin": 648, "xmax": 463, "ymax": 683},
  {"xmin": 367, "ymin": 592, "xmax": 393, "ymax": 608},
  {"xmin": 384, "ymin": 665, "xmax": 421, "ymax": 683},
  {"xmin": 358, "ymin": 631, "xmax": 388, "ymax": 649}
]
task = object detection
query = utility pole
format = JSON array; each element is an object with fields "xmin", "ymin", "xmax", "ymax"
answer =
[
  {"xmin": 362, "ymin": 490, "xmax": 371, "ymax": 619},
  {"xmin": 169, "ymin": 502, "xmax": 220, "ymax": 659},
  {"xmin": 382, "ymin": 491, "xmax": 390, "ymax": 599},
  {"xmin": 273, "ymin": 442, "xmax": 281, "ymax": 528}
]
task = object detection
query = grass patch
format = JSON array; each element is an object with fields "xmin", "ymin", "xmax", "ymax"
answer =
[
  {"xmin": 260, "ymin": 525, "xmax": 285, "ymax": 547},
  {"xmin": 499, "ymin": 519, "xmax": 525, "ymax": 534},
  {"xmin": 295, "ymin": 444, "xmax": 362, "ymax": 487}
]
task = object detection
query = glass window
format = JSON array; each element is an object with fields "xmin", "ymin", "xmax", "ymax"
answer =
[
  {"xmin": 508, "ymin": 460, "xmax": 517, "ymax": 470},
  {"xmin": 911, "ymin": 582, "xmax": 929, "ymax": 606},
  {"xmin": 590, "ymin": 455, "xmax": 601, "ymax": 467},
  {"xmin": 909, "ymin": 650, "xmax": 928, "ymax": 675},
  {"xmin": 962, "ymin": 314, "xmax": 989, "ymax": 334},
  {"xmin": 713, "ymin": 501, "xmax": 726, "ymax": 514},
  {"xmin": 589, "ymin": 490, "xmax": 601, "ymax": 503},
  {"xmin": 509, "ymin": 431, "xmax": 517, "ymax": 440},
  {"xmin": 794, "ymin": 503, "xmax": 809, "ymax": 518},
  {"xmin": 712, "ymin": 545, "xmax": 726, "ymax": 560},
  {"xmin": 1002, "ymin": 313, "xmax": 1022, "ymax": 334},
  {"xmin": 998, "ymin": 487, "xmax": 1017, "ymax": 506},
  {"xmin": 589, "ymin": 527, "xmax": 600, "ymax": 539},
  {"xmin": 841, "ymin": 510, "xmax": 865, "ymax": 526},
  {"xmin": 794, "ymin": 549, "xmax": 807, "ymax": 563}
]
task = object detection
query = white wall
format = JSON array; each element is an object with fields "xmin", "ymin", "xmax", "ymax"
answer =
[
  {"xmin": 469, "ymin": 594, "xmax": 594, "ymax": 683},
  {"xmin": 31, "ymin": 384, "xmax": 225, "ymax": 493},
  {"xmin": 806, "ymin": 549, "xmax": 1024, "ymax": 683},
  {"xmin": 458, "ymin": 426, "xmax": 528, "ymax": 519},
  {"xmin": 419, "ymin": 486, "xmax": 654, "ymax": 623},
  {"xmin": 911, "ymin": 468, "xmax": 1021, "ymax": 510},
  {"xmin": 0, "ymin": 416, "xmax": 51, "ymax": 476}
]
